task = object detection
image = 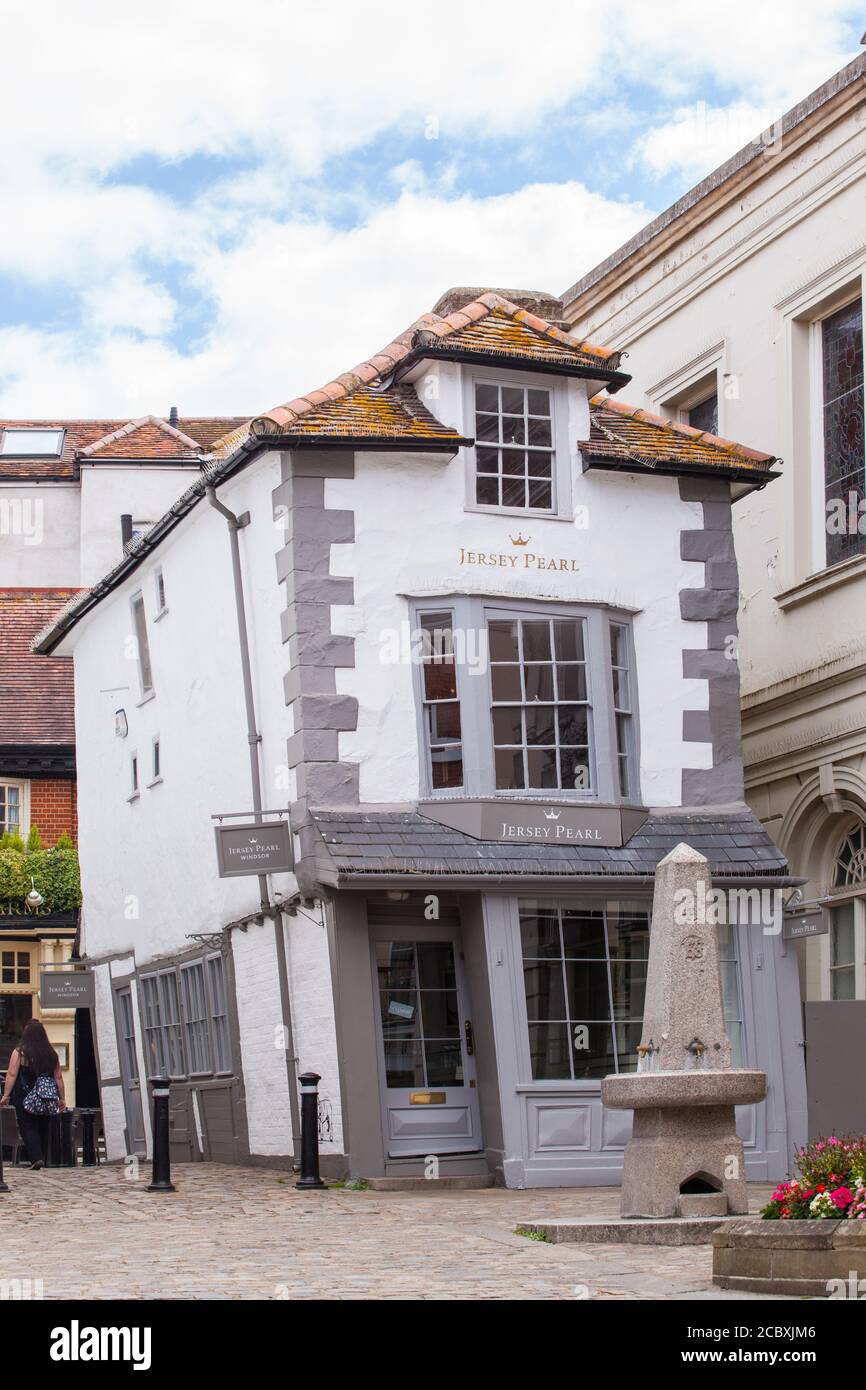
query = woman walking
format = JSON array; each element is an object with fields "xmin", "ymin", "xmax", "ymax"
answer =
[{"xmin": 0, "ymin": 1019, "xmax": 65, "ymax": 1169}]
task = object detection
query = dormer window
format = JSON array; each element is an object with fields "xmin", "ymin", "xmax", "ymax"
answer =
[
  {"xmin": 474, "ymin": 381, "xmax": 554, "ymax": 511},
  {"xmin": 0, "ymin": 428, "xmax": 64, "ymax": 457}
]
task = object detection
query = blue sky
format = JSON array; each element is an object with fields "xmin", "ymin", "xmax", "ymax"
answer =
[{"xmin": 0, "ymin": 0, "xmax": 862, "ymax": 417}]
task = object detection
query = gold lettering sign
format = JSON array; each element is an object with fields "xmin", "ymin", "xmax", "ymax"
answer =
[
  {"xmin": 457, "ymin": 545, "xmax": 579, "ymax": 574},
  {"xmin": 409, "ymin": 1092, "xmax": 447, "ymax": 1105}
]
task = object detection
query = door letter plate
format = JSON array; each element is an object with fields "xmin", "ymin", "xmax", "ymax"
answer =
[{"xmin": 409, "ymin": 1091, "xmax": 446, "ymax": 1105}]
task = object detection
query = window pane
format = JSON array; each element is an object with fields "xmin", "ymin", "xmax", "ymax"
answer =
[
  {"xmin": 832, "ymin": 967, "xmax": 856, "ymax": 1001},
  {"xmin": 490, "ymin": 664, "xmax": 522, "ymax": 700},
  {"xmin": 207, "ymin": 956, "xmax": 230, "ymax": 1072},
  {"xmin": 522, "ymin": 622, "xmax": 551, "ymax": 661},
  {"xmin": 527, "ymin": 388, "xmax": 550, "ymax": 416},
  {"xmin": 383, "ymin": 1042, "xmax": 424, "ymax": 1088},
  {"xmin": 523, "ymin": 961, "xmax": 565, "ymax": 1020},
  {"xmin": 495, "ymin": 747, "xmax": 524, "ymax": 789},
  {"xmin": 492, "ymin": 706, "xmax": 523, "ymax": 744},
  {"xmin": 501, "ymin": 387, "xmax": 523, "ymax": 415},
  {"xmin": 525, "ymin": 747, "xmax": 558, "ymax": 787},
  {"xmin": 524, "ymin": 705, "xmax": 555, "ymax": 745},
  {"xmin": 523, "ymin": 665, "xmax": 554, "ymax": 701},
  {"xmin": 376, "ymin": 942, "xmax": 417, "ymax": 991},
  {"xmin": 131, "ymin": 594, "xmax": 153, "ymax": 693},
  {"xmin": 831, "ymin": 903, "xmax": 855, "ymax": 966},
  {"xmin": 519, "ymin": 904, "xmax": 561, "ymax": 958},
  {"xmin": 476, "ymin": 474, "xmax": 499, "ymax": 505},
  {"xmin": 501, "ymin": 476, "xmax": 525, "ymax": 507},
  {"xmin": 561, "ymin": 908, "xmax": 607, "ymax": 958},
  {"xmin": 488, "ymin": 620, "xmax": 519, "ymax": 662},
  {"xmin": 571, "ymin": 1022, "xmax": 617, "ymax": 1079},
  {"xmin": 687, "ymin": 394, "xmax": 718, "ymax": 435},
  {"xmin": 527, "ymin": 1023, "xmax": 571, "ymax": 1079},
  {"xmin": 0, "ymin": 428, "xmax": 63, "ymax": 455},
  {"xmin": 475, "ymin": 383, "xmax": 498, "ymax": 413},
  {"xmin": 823, "ymin": 299, "xmax": 865, "ymax": 567}
]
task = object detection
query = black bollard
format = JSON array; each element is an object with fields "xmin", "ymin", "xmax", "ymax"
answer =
[
  {"xmin": 146, "ymin": 1076, "xmax": 176, "ymax": 1193},
  {"xmin": 295, "ymin": 1071, "xmax": 325, "ymax": 1190},
  {"xmin": 80, "ymin": 1108, "xmax": 98, "ymax": 1167}
]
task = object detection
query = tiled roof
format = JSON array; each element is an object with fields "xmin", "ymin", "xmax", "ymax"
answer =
[
  {"xmin": 0, "ymin": 416, "xmax": 248, "ymax": 479},
  {"xmin": 213, "ymin": 292, "xmax": 626, "ymax": 458},
  {"xmin": 581, "ymin": 397, "xmax": 781, "ymax": 480},
  {"xmin": 309, "ymin": 807, "xmax": 788, "ymax": 884},
  {"xmin": 0, "ymin": 590, "xmax": 80, "ymax": 745},
  {"xmin": 254, "ymin": 384, "xmax": 471, "ymax": 445}
]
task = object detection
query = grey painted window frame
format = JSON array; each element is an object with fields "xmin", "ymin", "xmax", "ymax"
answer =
[
  {"xmin": 462, "ymin": 364, "xmax": 574, "ymax": 521},
  {"xmin": 410, "ymin": 595, "xmax": 640, "ymax": 804},
  {"xmin": 139, "ymin": 952, "xmax": 234, "ymax": 1081}
]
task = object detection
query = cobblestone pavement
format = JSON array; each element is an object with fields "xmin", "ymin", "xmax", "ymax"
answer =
[{"xmin": 0, "ymin": 1163, "xmax": 780, "ymax": 1301}]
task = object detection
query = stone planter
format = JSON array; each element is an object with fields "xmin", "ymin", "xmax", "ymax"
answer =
[{"xmin": 713, "ymin": 1218, "xmax": 866, "ymax": 1297}]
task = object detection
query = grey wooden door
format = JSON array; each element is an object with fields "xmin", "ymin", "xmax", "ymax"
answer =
[
  {"xmin": 116, "ymin": 987, "xmax": 146, "ymax": 1156},
  {"xmin": 372, "ymin": 926, "xmax": 482, "ymax": 1159}
]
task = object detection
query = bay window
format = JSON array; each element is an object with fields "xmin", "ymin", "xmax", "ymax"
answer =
[{"xmin": 414, "ymin": 598, "xmax": 638, "ymax": 803}]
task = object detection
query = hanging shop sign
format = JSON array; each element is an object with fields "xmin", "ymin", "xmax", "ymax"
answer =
[
  {"xmin": 782, "ymin": 910, "xmax": 828, "ymax": 941},
  {"xmin": 40, "ymin": 970, "xmax": 94, "ymax": 1009},
  {"xmin": 214, "ymin": 820, "xmax": 294, "ymax": 877}
]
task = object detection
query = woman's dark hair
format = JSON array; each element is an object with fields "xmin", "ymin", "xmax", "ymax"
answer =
[{"xmin": 18, "ymin": 1019, "xmax": 58, "ymax": 1076}]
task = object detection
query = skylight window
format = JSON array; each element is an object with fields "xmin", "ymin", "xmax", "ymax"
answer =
[{"xmin": 0, "ymin": 428, "xmax": 64, "ymax": 457}]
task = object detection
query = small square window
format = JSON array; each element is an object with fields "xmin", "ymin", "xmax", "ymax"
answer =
[
  {"xmin": 130, "ymin": 753, "xmax": 139, "ymax": 796},
  {"xmin": 155, "ymin": 569, "xmax": 166, "ymax": 613},
  {"xmin": 473, "ymin": 382, "xmax": 555, "ymax": 513},
  {"xmin": 152, "ymin": 738, "xmax": 161, "ymax": 781}
]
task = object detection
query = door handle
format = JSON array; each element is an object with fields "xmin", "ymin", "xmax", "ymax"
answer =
[{"xmin": 464, "ymin": 1019, "xmax": 474, "ymax": 1056}]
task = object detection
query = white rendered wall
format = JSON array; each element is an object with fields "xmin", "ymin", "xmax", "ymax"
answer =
[
  {"xmin": 231, "ymin": 921, "xmax": 295, "ymax": 1154},
  {"xmin": 284, "ymin": 905, "xmax": 344, "ymax": 1153},
  {"xmin": 327, "ymin": 368, "xmax": 710, "ymax": 808},
  {"xmin": 0, "ymin": 483, "xmax": 81, "ymax": 586},
  {"xmin": 78, "ymin": 464, "xmax": 207, "ymax": 586}
]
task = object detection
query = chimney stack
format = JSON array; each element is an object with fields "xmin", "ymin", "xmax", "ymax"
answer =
[
  {"xmin": 121, "ymin": 514, "xmax": 133, "ymax": 551},
  {"xmin": 168, "ymin": 405, "xmax": 179, "ymax": 427}
]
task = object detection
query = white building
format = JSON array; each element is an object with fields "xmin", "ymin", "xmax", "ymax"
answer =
[
  {"xmin": 37, "ymin": 290, "xmax": 806, "ymax": 1184},
  {"xmin": 561, "ymin": 51, "xmax": 866, "ymax": 1136}
]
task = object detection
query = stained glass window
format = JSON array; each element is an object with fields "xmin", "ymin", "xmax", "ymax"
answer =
[{"xmin": 823, "ymin": 299, "xmax": 865, "ymax": 567}]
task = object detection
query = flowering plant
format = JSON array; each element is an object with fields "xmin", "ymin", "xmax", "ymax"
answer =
[{"xmin": 760, "ymin": 1135, "xmax": 866, "ymax": 1219}]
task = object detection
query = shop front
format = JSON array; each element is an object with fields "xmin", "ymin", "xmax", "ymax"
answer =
[{"xmin": 316, "ymin": 804, "xmax": 805, "ymax": 1188}]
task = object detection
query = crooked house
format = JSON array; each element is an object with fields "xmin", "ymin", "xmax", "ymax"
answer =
[{"xmin": 37, "ymin": 288, "xmax": 807, "ymax": 1185}]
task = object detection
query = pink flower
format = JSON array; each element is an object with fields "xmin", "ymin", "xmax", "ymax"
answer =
[{"xmin": 830, "ymin": 1186, "xmax": 853, "ymax": 1210}]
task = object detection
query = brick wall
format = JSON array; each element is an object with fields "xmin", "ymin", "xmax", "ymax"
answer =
[{"xmin": 30, "ymin": 777, "xmax": 77, "ymax": 845}]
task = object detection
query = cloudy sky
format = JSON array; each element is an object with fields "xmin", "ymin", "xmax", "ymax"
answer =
[{"xmin": 0, "ymin": 1, "xmax": 862, "ymax": 418}]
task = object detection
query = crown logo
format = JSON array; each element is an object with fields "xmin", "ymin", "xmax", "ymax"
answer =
[
  {"xmin": 543, "ymin": 809, "xmax": 561, "ymax": 821},
  {"xmin": 249, "ymin": 837, "xmax": 258, "ymax": 844},
  {"xmin": 509, "ymin": 533, "xmax": 530, "ymax": 546}
]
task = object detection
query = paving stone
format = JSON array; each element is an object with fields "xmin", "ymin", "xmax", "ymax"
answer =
[{"xmin": 0, "ymin": 1163, "xmax": 786, "ymax": 1301}]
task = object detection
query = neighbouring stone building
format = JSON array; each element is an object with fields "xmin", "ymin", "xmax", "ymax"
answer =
[
  {"xmin": 0, "ymin": 412, "xmax": 245, "ymax": 1098},
  {"xmin": 37, "ymin": 290, "xmax": 806, "ymax": 1183},
  {"xmin": 561, "ymin": 51, "xmax": 866, "ymax": 1134}
]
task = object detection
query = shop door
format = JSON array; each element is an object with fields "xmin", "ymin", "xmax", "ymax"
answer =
[
  {"xmin": 116, "ymin": 988, "xmax": 146, "ymax": 1156},
  {"xmin": 372, "ymin": 926, "xmax": 482, "ymax": 1159}
]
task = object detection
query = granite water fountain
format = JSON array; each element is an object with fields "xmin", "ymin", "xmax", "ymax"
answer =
[{"xmin": 601, "ymin": 841, "xmax": 766, "ymax": 1219}]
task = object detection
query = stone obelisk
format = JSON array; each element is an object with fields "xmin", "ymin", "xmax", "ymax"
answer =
[{"xmin": 602, "ymin": 843, "xmax": 766, "ymax": 1218}]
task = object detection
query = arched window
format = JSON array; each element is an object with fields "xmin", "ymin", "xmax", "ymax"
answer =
[{"xmin": 829, "ymin": 822, "xmax": 866, "ymax": 1000}]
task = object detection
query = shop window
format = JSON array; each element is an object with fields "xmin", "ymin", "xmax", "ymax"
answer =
[
  {"xmin": 519, "ymin": 898, "xmax": 743, "ymax": 1079},
  {"xmin": 1, "ymin": 951, "xmax": 30, "ymax": 985},
  {"xmin": 140, "ymin": 976, "xmax": 166, "ymax": 1076},
  {"xmin": 822, "ymin": 298, "xmax": 865, "ymax": 568}
]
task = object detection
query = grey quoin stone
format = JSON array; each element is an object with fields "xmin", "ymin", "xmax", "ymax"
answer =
[{"xmin": 602, "ymin": 843, "xmax": 767, "ymax": 1218}]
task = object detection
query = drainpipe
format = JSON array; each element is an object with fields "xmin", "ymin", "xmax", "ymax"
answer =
[{"xmin": 205, "ymin": 483, "xmax": 302, "ymax": 1161}]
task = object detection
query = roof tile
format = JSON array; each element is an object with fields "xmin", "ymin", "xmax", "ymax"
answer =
[{"xmin": 581, "ymin": 397, "xmax": 780, "ymax": 480}]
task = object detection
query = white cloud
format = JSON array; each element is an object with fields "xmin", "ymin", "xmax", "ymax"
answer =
[
  {"xmin": 0, "ymin": 0, "xmax": 860, "ymax": 414},
  {"xmin": 80, "ymin": 273, "xmax": 177, "ymax": 336},
  {"xmin": 0, "ymin": 181, "xmax": 651, "ymax": 415}
]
